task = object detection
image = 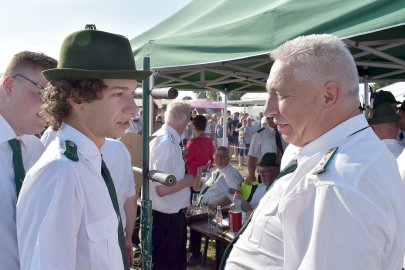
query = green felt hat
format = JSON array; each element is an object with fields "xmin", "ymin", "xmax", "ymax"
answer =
[
  {"xmin": 368, "ymin": 103, "xmax": 400, "ymax": 124},
  {"xmin": 257, "ymin": 152, "xmax": 278, "ymax": 167},
  {"xmin": 372, "ymin": 90, "xmax": 401, "ymax": 107},
  {"xmin": 42, "ymin": 29, "xmax": 151, "ymax": 81}
]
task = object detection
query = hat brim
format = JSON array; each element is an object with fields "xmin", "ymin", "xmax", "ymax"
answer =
[
  {"xmin": 42, "ymin": 68, "xmax": 151, "ymax": 81},
  {"xmin": 368, "ymin": 115, "xmax": 400, "ymax": 124}
]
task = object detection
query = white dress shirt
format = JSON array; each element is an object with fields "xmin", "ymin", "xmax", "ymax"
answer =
[
  {"xmin": 101, "ymin": 138, "xmax": 136, "ymax": 228},
  {"xmin": 40, "ymin": 125, "xmax": 57, "ymax": 147},
  {"xmin": 201, "ymin": 164, "xmax": 244, "ymax": 204},
  {"xmin": 382, "ymin": 138, "xmax": 404, "ymax": 158},
  {"xmin": 249, "ymin": 184, "xmax": 267, "ymax": 210},
  {"xmin": 41, "ymin": 126, "xmax": 135, "ymax": 228},
  {"xmin": 17, "ymin": 123, "xmax": 123, "ymax": 270},
  {"xmin": 149, "ymin": 124, "xmax": 190, "ymax": 213},
  {"xmin": 248, "ymin": 126, "xmax": 277, "ymax": 159},
  {"xmin": 227, "ymin": 114, "xmax": 405, "ymax": 270},
  {"xmin": 0, "ymin": 115, "xmax": 44, "ymax": 270}
]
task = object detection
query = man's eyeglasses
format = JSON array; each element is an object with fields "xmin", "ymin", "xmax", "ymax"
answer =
[
  {"xmin": 13, "ymin": 74, "xmax": 45, "ymax": 92},
  {"xmin": 257, "ymin": 168, "xmax": 278, "ymax": 175}
]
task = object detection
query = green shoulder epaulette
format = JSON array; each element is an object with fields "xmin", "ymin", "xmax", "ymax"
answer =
[
  {"xmin": 256, "ymin": 127, "xmax": 265, "ymax": 133},
  {"xmin": 63, "ymin": 140, "xmax": 79, "ymax": 162},
  {"xmin": 313, "ymin": 147, "xmax": 338, "ymax": 175}
]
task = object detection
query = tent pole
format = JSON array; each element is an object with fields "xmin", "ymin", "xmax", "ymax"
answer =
[
  {"xmin": 364, "ymin": 79, "xmax": 369, "ymax": 107},
  {"xmin": 141, "ymin": 57, "xmax": 153, "ymax": 270},
  {"xmin": 364, "ymin": 67, "xmax": 370, "ymax": 108},
  {"xmin": 223, "ymin": 90, "xmax": 228, "ymax": 147},
  {"xmin": 149, "ymin": 80, "xmax": 155, "ymax": 136}
]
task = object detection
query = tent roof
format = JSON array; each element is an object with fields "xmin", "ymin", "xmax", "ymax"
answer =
[{"xmin": 131, "ymin": 0, "xmax": 405, "ymax": 92}]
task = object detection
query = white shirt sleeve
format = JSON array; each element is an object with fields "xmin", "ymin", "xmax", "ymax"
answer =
[
  {"xmin": 18, "ymin": 162, "xmax": 82, "ymax": 270},
  {"xmin": 248, "ymin": 132, "xmax": 260, "ymax": 157}
]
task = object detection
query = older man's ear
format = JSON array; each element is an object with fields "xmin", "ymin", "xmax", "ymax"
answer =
[{"xmin": 323, "ymin": 80, "xmax": 341, "ymax": 110}]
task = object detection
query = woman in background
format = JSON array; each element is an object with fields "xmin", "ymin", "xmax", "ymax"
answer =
[{"xmin": 184, "ymin": 115, "xmax": 215, "ymax": 177}]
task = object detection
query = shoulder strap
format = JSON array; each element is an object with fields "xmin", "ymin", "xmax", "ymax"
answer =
[{"xmin": 63, "ymin": 140, "xmax": 79, "ymax": 162}]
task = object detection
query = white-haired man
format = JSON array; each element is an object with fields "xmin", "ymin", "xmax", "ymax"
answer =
[
  {"xmin": 224, "ymin": 34, "xmax": 405, "ymax": 270},
  {"xmin": 149, "ymin": 100, "xmax": 195, "ymax": 270}
]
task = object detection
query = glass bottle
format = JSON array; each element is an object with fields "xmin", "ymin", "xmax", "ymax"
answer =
[{"xmin": 215, "ymin": 205, "xmax": 223, "ymax": 230}]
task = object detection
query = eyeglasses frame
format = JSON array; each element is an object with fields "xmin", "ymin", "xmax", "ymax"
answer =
[{"xmin": 13, "ymin": 73, "xmax": 45, "ymax": 92}]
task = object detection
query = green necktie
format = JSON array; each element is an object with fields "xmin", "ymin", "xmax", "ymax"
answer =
[
  {"xmin": 219, "ymin": 158, "xmax": 298, "ymax": 269},
  {"xmin": 8, "ymin": 139, "xmax": 26, "ymax": 197},
  {"xmin": 101, "ymin": 159, "xmax": 130, "ymax": 270}
]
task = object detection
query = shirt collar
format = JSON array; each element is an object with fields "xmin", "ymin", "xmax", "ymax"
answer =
[
  {"xmin": 58, "ymin": 122, "xmax": 102, "ymax": 170},
  {"xmin": 0, "ymin": 114, "xmax": 17, "ymax": 144},
  {"xmin": 296, "ymin": 114, "xmax": 368, "ymax": 163},
  {"xmin": 0, "ymin": 114, "xmax": 32, "ymax": 147},
  {"xmin": 265, "ymin": 125, "xmax": 275, "ymax": 134},
  {"xmin": 219, "ymin": 163, "xmax": 232, "ymax": 173},
  {"xmin": 154, "ymin": 124, "xmax": 182, "ymax": 145}
]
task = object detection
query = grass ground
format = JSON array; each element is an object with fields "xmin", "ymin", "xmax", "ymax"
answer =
[{"xmin": 131, "ymin": 157, "xmax": 249, "ymax": 270}]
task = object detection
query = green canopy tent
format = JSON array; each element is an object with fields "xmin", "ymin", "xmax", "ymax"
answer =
[
  {"xmin": 130, "ymin": 1, "xmax": 405, "ymax": 268},
  {"xmin": 131, "ymin": 0, "xmax": 405, "ymax": 95}
]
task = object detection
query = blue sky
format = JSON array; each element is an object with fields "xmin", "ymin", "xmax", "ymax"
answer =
[{"xmin": 0, "ymin": 0, "xmax": 191, "ymax": 71}]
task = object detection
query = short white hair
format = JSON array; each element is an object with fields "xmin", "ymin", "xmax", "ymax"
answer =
[
  {"xmin": 269, "ymin": 34, "xmax": 359, "ymax": 100},
  {"xmin": 164, "ymin": 100, "xmax": 191, "ymax": 124}
]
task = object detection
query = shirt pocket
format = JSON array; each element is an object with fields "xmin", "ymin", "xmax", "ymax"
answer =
[{"xmin": 86, "ymin": 212, "xmax": 121, "ymax": 270}]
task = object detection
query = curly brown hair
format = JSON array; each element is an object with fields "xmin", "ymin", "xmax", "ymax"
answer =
[{"xmin": 42, "ymin": 79, "xmax": 106, "ymax": 130}]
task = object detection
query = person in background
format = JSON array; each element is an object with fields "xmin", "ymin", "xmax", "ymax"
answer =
[
  {"xmin": 215, "ymin": 116, "xmax": 228, "ymax": 146},
  {"xmin": 205, "ymin": 113, "xmax": 217, "ymax": 145},
  {"xmin": 368, "ymin": 103, "xmax": 403, "ymax": 158},
  {"xmin": 17, "ymin": 28, "xmax": 149, "ymax": 270},
  {"xmin": 370, "ymin": 90, "xmax": 401, "ymax": 112},
  {"xmin": 240, "ymin": 152, "xmax": 280, "ymax": 216},
  {"xmin": 236, "ymin": 115, "xmax": 247, "ymax": 166},
  {"xmin": 183, "ymin": 115, "xmax": 194, "ymax": 146},
  {"xmin": 243, "ymin": 116, "xmax": 256, "ymax": 157},
  {"xmin": 149, "ymin": 100, "xmax": 195, "ymax": 270},
  {"xmin": 246, "ymin": 116, "xmax": 277, "ymax": 185},
  {"xmin": 229, "ymin": 112, "xmax": 240, "ymax": 158},
  {"xmin": 397, "ymin": 100, "xmax": 405, "ymax": 146},
  {"xmin": 188, "ymin": 146, "xmax": 243, "ymax": 266},
  {"xmin": 0, "ymin": 51, "xmax": 56, "ymax": 270},
  {"xmin": 224, "ymin": 34, "xmax": 405, "ymax": 270},
  {"xmin": 184, "ymin": 114, "xmax": 215, "ymax": 177},
  {"xmin": 126, "ymin": 101, "xmax": 161, "ymax": 135}
]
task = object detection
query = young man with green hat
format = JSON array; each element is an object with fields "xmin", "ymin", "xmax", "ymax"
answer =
[{"xmin": 16, "ymin": 28, "xmax": 150, "ymax": 270}]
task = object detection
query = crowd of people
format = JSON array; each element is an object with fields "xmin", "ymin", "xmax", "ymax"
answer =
[{"xmin": 1, "ymin": 26, "xmax": 405, "ymax": 270}]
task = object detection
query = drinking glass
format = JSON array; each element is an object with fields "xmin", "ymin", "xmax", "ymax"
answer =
[
  {"xmin": 191, "ymin": 193, "xmax": 199, "ymax": 214},
  {"xmin": 207, "ymin": 209, "xmax": 215, "ymax": 230}
]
